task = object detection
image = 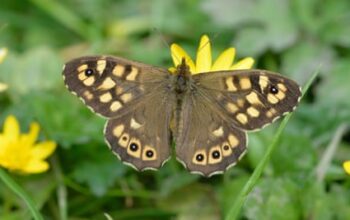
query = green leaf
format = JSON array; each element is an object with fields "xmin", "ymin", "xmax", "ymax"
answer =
[
  {"xmin": 243, "ymin": 178, "xmax": 301, "ymax": 220},
  {"xmin": 202, "ymin": 0, "xmax": 298, "ymax": 56},
  {"xmin": 0, "ymin": 47, "xmax": 63, "ymax": 97},
  {"xmin": 281, "ymin": 41, "xmax": 334, "ymax": 83},
  {"xmin": 72, "ymin": 150, "xmax": 126, "ymax": 196}
]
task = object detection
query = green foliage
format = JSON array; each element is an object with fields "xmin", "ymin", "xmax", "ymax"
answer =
[{"xmin": 0, "ymin": 0, "xmax": 350, "ymax": 219}]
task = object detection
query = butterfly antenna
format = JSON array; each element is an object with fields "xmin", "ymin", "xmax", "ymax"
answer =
[
  {"xmin": 152, "ymin": 27, "xmax": 183, "ymax": 66},
  {"xmin": 197, "ymin": 33, "xmax": 221, "ymax": 54}
]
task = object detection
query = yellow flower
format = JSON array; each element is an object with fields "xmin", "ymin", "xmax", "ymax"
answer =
[
  {"xmin": 0, "ymin": 47, "xmax": 8, "ymax": 92},
  {"xmin": 0, "ymin": 115, "xmax": 56, "ymax": 174},
  {"xmin": 343, "ymin": 161, "xmax": 350, "ymax": 175},
  {"xmin": 170, "ymin": 35, "xmax": 254, "ymax": 74}
]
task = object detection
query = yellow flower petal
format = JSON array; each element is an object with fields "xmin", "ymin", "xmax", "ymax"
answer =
[
  {"xmin": 0, "ymin": 115, "xmax": 56, "ymax": 174},
  {"xmin": 170, "ymin": 43, "xmax": 195, "ymax": 73},
  {"xmin": 0, "ymin": 48, "xmax": 7, "ymax": 64},
  {"xmin": 25, "ymin": 122, "xmax": 40, "ymax": 146},
  {"xmin": 212, "ymin": 48, "xmax": 236, "ymax": 71},
  {"xmin": 23, "ymin": 160, "xmax": 49, "ymax": 174},
  {"xmin": 343, "ymin": 161, "xmax": 350, "ymax": 175},
  {"xmin": 231, "ymin": 57, "xmax": 255, "ymax": 70},
  {"xmin": 195, "ymin": 35, "xmax": 212, "ymax": 73},
  {"xmin": 31, "ymin": 141, "xmax": 56, "ymax": 160},
  {"xmin": 3, "ymin": 115, "xmax": 20, "ymax": 142},
  {"xmin": 0, "ymin": 83, "xmax": 8, "ymax": 92}
]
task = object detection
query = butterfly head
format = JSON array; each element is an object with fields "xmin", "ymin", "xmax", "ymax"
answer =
[{"xmin": 175, "ymin": 57, "xmax": 191, "ymax": 77}]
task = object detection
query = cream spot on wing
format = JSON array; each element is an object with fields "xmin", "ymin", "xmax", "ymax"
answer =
[
  {"xmin": 113, "ymin": 124, "xmax": 124, "ymax": 137},
  {"xmin": 99, "ymin": 92, "xmax": 112, "ymax": 103},
  {"xmin": 96, "ymin": 59, "xmax": 106, "ymax": 75},
  {"xmin": 208, "ymin": 145, "xmax": 222, "ymax": 164},
  {"xmin": 228, "ymin": 135, "xmax": 239, "ymax": 148},
  {"xmin": 142, "ymin": 145, "xmax": 157, "ymax": 161},
  {"xmin": 275, "ymin": 91, "xmax": 286, "ymax": 100},
  {"xmin": 130, "ymin": 118, "xmax": 142, "ymax": 129},
  {"xmin": 267, "ymin": 94, "xmax": 279, "ymax": 104},
  {"xmin": 98, "ymin": 77, "xmax": 115, "ymax": 90},
  {"xmin": 78, "ymin": 72, "xmax": 87, "ymax": 81},
  {"xmin": 113, "ymin": 65, "xmax": 125, "ymax": 77},
  {"xmin": 126, "ymin": 67, "xmax": 139, "ymax": 81},
  {"xmin": 247, "ymin": 107, "xmax": 260, "ymax": 117},
  {"xmin": 120, "ymin": 93, "xmax": 133, "ymax": 103},
  {"xmin": 226, "ymin": 102, "xmax": 238, "ymax": 113},
  {"xmin": 110, "ymin": 101, "xmax": 122, "ymax": 111},
  {"xmin": 225, "ymin": 77, "xmax": 237, "ymax": 91},
  {"xmin": 118, "ymin": 133, "xmax": 130, "ymax": 148},
  {"xmin": 212, "ymin": 126, "xmax": 224, "ymax": 137},
  {"xmin": 83, "ymin": 77, "xmax": 95, "ymax": 86},
  {"xmin": 237, "ymin": 99, "xmax": 245, "ymax": 107},
  {"xmin": 127, "ymin": 138, "xmax": 142, "ymax": 158},
  {"xmin": 278, "ymin": 83, "xmax": 287, "ymax": 92},
  {"xmin": 239, "ymin": 77, "xmax": 251, "ymax": 89},
  {"xmin": 236, "ymin": 113, "xmax": 248, "ymax": 124},
  {"xmin": 266, "ymin": 108, "xmax": 277, "ymax": 118},
  {"xmin": 77, "ymin": 64, "xmax": 88, "ymax": 72},
  {"xmin": 246, "ymin": 92, "xmax": 262, "ymax": 105},
  {"xmin": 116, "ymin": 87, "xmax": 124, "ymax": 95},
  {"xmin": 83, "ymin": 91, "xmax": 93, "ymax": 100},
  {"xmin": 259, "ymin": 75, "xmax": 268, "ymax": 91},
  {"xmin": 192, "ymin": 149, "xmax": 207, "ymax": 165}
]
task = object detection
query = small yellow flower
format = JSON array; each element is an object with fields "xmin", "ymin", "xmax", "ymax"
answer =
[
  {"xmin": 170, "ymin": 35, "xmax": 254, "ymax": 74},
  {"xmin": 0, "ymin": 115, "xmax": 56, "ymax": 174},
  {"xmin": 0, "ymin": 47, "xmax": 8, "ymax": 92},
  {"xmin": 343, "ymin": 161, "xmax": 350, "ymax": 175}
]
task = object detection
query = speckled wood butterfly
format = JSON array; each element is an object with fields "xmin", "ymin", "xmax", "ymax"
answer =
[{"xmin": 63, "ymin": 56, "xmax": 301, "ymax": 177}]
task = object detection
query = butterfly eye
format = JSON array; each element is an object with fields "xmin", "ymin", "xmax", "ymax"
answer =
[
  {"xmin": 269, "ymin": 85, "xmax": 279, "ymax": 94},
  {"xmin": 85, "ymin": 68, "xmax": 94, "ymax": 77}
]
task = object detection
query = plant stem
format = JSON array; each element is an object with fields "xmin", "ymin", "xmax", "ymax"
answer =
[
  {"xmin": 225, "ymin": 69, "xmax": 320, "ymax": 220},
  {"xmin": 0, "ymin": 168, "xmax": 44, "ymax": 220}
]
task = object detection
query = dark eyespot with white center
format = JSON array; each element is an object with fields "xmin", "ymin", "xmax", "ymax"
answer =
[
  {"xmin": 129, "ymin": 143, "xmax": 138, "ymax": 152},
  {"xmin": 270, "ymin": 85, "xmax": 278, "ymax": 94},
  {"xmin": 85, "ymin": 69, "xmax": 94, "ymax": 77},
  {"xmin": 196, "ymin": 154, "xmax": 204, "ymax": 162}
]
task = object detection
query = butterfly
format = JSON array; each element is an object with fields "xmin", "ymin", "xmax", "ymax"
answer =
[{"xmin": 62, "ymin": 56, "xmax": 301, "ymax": 177}]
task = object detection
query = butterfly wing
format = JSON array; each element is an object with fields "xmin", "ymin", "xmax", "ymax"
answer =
[
  {"xmin": 175, "ymin": 70, "xmax": 301, "ymax": 176},
  {"xmin": 63, "ymin": 56, "xmax": 175, "ymax": 170},
  {"xmin": 193, "ymin": 69, "xmax": 301, "ymax": 131},
  {"xmin": 175, "ymin": 94, "xmax": 247, "ymax": 177},
  {"xmin": 104, "ymin": 90, "xmax": 175, "ymax": 170},
  {"xmin": 63, "ymin": 56, "xmax": 170, "ymax": 118}
]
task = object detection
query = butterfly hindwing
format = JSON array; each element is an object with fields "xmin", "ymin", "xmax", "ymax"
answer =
[
  {"xmin": 175, "ymin": 94, "xmax": 247, "ymax": 176},
  {"xmin": 63, "ymin": 56, "xmax": 169, "ymax": 118},
  {"xmin": 104, "ymin": 89, "xmax": 175, "ymax": 170},
  {"xmin": 193, "ymin": 70, "xmax": 301, "ymax": 131}
]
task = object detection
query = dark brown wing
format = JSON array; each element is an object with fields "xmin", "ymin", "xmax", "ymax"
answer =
[
  {"xmin": 63, "ymin": 56, "xmax": 169, "ymax": 118},
  {"xmin": 193, "ymin": 69, "xmax": 301, "ymax": 131}
]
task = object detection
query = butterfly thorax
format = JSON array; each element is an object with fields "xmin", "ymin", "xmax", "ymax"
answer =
[{"xmin": 174, "ymin": 58, "xmax": 192, "ymax": 94}]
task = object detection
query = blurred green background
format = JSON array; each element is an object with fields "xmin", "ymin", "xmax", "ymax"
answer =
[{"xmin": 1, "ymin": 0, "xmax": 350, "ymax": 219}]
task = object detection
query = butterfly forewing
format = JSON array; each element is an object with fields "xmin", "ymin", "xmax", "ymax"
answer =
[
  {"xmin": 63, "ymin": 56, "xmax": 169, "ymax": 118},
  {"xmin": 193, "ymin": 70, "xmax": 301, "ymax": 131}
]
